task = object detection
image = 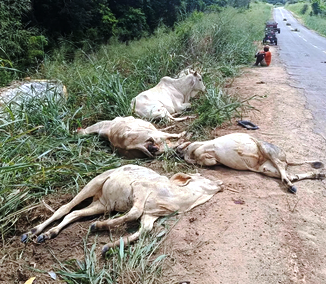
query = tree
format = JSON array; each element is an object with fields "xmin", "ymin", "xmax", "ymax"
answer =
[
  {"xmin": 0, "ymin": 0, "xmax": 44, "ymax": 84},
  {"xmin": 29, "ymin": 0, "xmax": 117, "ymax": 43},
  {"xmin": 311, "ymin": 0, "xmax": 324, "ymax": 15},
  {"xmin": 116, "ymin": 7, "xmax": 148, "ymax": 42}
]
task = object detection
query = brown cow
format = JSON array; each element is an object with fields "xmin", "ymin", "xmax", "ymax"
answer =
[
  {"xmin": 77, "ymin": 116, "xmax": 186, "ymax": 158},
  {"xmin": 21, "ymin": 165, "xmax": 223, "ymax": 256},
  {"xmin": 177, "ymin": 133, "xmax": 325, "ymax": 194}
]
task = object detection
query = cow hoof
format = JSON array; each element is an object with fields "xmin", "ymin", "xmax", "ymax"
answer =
[
  {"xmin": 288, "ymin": 186, "xmax": 297, "ymax": 194},
  {"xmin": 21, "ymin": 234, "xmax": 28, "ymax": 243},
  {"xmin": 101, "ymin": 246, "xmax": 109, "ymax": 257},
  {"xmin": 312, "ymin": 162, "xmax": 324, "ymax": 169},
  {"xmin": 36, "ymin": 235, "xmax": 45, "ymax": 243},
  {"xmin": 90, "ymin": 223, "xmax": 97, "ymax": 232}
]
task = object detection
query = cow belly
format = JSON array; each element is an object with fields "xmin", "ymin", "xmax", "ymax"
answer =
[
  {"xmin": 213, "ymin": 139, "xmax": 261, "ymax": 170},
  {"xmin": 100, "ymin": 166, "xmax": 162, "ymax": 211}
]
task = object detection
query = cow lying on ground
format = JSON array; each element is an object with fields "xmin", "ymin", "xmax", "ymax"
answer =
[
  {"xmin": 21, "ymin": 165, "xmax": 223, "ymax": 256},
  {"xmin": 77, "ymin": 116, "xmax": 186, "ymax": 158},
  {"xmin": 177, "ymin": 133, "xmax": 325, "ymax": 194},
  {"xmin": 131, "ymin": 70, "xmax": 206, "ymax": 121}
]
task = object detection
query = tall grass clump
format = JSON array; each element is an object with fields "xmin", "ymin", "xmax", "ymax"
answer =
[
  {"xmin": 0, "ymin": 89, "xmax": 121, "ymax": 237},
  {"xmin": 55, "ymin": 222, "xmax": 172, "ymax": 284},
  {"xmin": 191, "ymin": 87, "xmax": 257, "ymax": 132},
  {"xmin": 286, "ymin": 3, "xmax": 326, "ymax": 37}
]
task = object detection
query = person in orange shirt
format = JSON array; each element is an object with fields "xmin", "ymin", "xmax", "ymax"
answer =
[{"xmin": 254, "ymin": 45, "xmax": 272, "ymax": 66}]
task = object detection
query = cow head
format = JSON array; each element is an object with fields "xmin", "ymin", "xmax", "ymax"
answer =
[
  {"xmin": 170, "ymin": 172, "xmax": 224, "ymax": 194},
  {"xmin": 189, "ymin": 71, "xmax": 206, "ymax": 98},
  {"xmin": 145, "ymin": 139, "xmax": 181, "ymax": 157},
  {"xmin": 176, "ymin": 141, "xmax": 192, "ymax": 158},
  {"xmin": 144, "ymin": 137, "xmax": 178, "ymax": 157}
]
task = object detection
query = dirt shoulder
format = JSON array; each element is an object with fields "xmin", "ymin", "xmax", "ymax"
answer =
[{"xmin": 162, "ymin": 45, "xmax": 326, "ymax": 284}]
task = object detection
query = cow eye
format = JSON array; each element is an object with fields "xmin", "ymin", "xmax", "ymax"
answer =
[{"xmin": 199, "ymin": 79, "xmax": 202, "ymax": 81}]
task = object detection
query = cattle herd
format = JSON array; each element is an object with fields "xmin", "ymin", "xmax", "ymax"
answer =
[{"xmin": 21, "ymin": 69, "xmax": 325, "ymax": 254}]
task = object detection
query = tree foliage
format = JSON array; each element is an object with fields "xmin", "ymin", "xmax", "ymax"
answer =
[
  {"xmin": 311, "ymin": 0, "xmax": 326, "ymax": 15},
  {"xmin": 0, "ymin": 0, "xmax": 254, "ymax": 86},
  {"xmin": 0, "ymin": 0, "xmax": 46, "ymax": 84}
]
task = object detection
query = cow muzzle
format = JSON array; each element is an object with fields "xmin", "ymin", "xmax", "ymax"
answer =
[{"xmin": 176, "ymin": 142, "xmax": 192, "ymax": 157}]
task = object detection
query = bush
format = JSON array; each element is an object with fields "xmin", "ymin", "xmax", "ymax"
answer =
[{"xmin": 301, "ymin": 3, "xmax": 309, "ymax": 14}]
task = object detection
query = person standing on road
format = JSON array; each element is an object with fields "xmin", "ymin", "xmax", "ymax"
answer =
[{"xmin": 254, "ymin": 45, "xmax": 272, "ymax": 66}]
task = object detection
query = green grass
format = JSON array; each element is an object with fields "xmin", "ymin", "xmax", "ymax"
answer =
[
  {"xmin": 52, "ymin": 217, "xmax": 176, "ymax": 284},
  {"xmin": 286, "ymin": 3, "xmax": 326, "ymax": 37},
  {"xmin": 0, "ymin": 91, "xmax": 121, "ymax": 237},
  {"xmin": 0, "ymin": 2, "xmax": 272, "ymax": 282}
]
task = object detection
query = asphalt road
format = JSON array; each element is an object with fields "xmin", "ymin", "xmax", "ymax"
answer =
[{"xmin": 273, "ymin": 7, "xmax": 326, "ymax": 139}]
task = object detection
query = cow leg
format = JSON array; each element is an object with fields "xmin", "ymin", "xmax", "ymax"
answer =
[
  {"xmin": 287, "ymin": 160, "xmax": 324, "ymax": 169},
  {"xmin": 266, "ymin": 160, "xmax": 296, "ymax": 192},
  {"xmin": 91, "ymin": 205, "xmax": 143, "ymax": 232},
  {"xmin": 101, "ymin": 214, "xmax": 158, "ymax": 256},
  {"xmin": 174, "ymin": 103, "xmax": 191, "ymax": 112},
  {"xmin": 272, "ymin": 161, "xmax": 297, "ymax": 193},
  {"xmin": 160, "ymin": 125, "xmax": 176, "ymax": 131},
  {"xmin": 257, "ymin": 160, "xmax": 282, "ymax": 178},
  {"xmin": 21, "ymin": 172, "xmax": 111, "ymax": 243},
  {"xmin": 170, "ymin": 114, "xmax": 197, "ymax": 122},
  {"xmin": 288, "ymin": 171, "xmax": 325, "ymax": 182},
  {"xmin": 158, "ymin": 131, "xmax": 187, "ymax": 140},
  {"xmin": 257, "ymin": 161, "xmax": 325, "ymax": 193},
  {"xmin": 78, "ymin": 121, "xmax": 111, "ymax": 135},
  {"xmin": 35, "ymin": 200, "xmax": 106, "ymax": 243},
  {"xmin": 257, "ymin": 142, "xmax": 297, "ymax": 193},
  {"xmin": 197, "ymin": 152, "xmax": 218, "ymax": 166},
  {"xmin": 153, "ymin": 107, "xmax": 195, "ymax": 122},
  {"xmin": 256, "ymin": 160, "xmax": 297, "ymax": 193}
]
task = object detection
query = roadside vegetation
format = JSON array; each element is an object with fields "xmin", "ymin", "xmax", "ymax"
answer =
[
  {"xmin": 286, "ymin": 1, "xmax": 326, "ymax": 37},
  {"xmin": 0, "ymin": 2, "xmax": 272, "ymax": 282}
]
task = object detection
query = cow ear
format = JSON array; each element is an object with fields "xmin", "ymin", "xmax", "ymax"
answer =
[{"xmin": 170, "ymin": 173, "xmax": 192, "ymax": 186}]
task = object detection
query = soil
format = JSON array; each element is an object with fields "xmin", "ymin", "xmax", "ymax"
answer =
[{"xmin": 1, "ymin": 45, "xmax": 326, "ymax": 284}]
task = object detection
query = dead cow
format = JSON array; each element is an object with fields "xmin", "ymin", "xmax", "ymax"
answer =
[
  {"xmin": 177, "ymin": 133, "xmax": 325, "ymax": 194},
  {"xmin": 131, "ymin": 70, "xmax": 205, "ymax": 121},
  {"xmin": 77, "ymin": 116, "xmax": 186, "ymax": 158},
  {"xmin": 21, "ymin": 165, "xmax": 223, "ymax": 256}
]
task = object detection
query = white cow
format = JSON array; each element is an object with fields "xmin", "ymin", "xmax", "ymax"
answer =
[
  {"xmin": 21, "ymin": 165, "xmax": 223, "ymax": 256},
  {"xmin": 177, "ymin": 133, "xmax": 325, "ymax": 194},
  {"xmin": 77, "ymin": 116, "xmax": 186, "ymax": 158},
  {"xmin": 131, "ymin": 70, "xmax": 206, "ymax": 121}
]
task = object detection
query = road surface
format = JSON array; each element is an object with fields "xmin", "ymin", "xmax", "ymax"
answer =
[{"xmin": 274, "ymin": 7, "xmax": 326, "ymax": 140}]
